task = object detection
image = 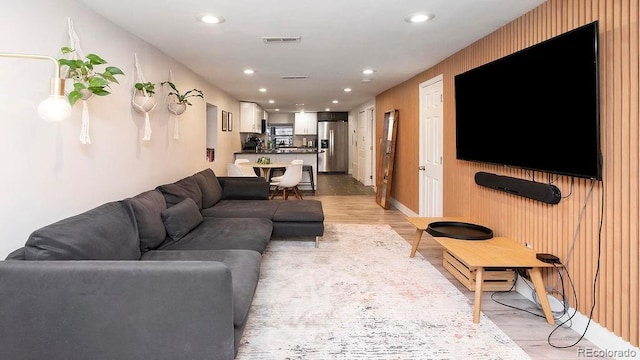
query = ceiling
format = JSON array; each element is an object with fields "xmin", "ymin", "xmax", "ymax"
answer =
[{"xmin": 78, "ymin": 0, "xmax": 545, "ymax": 114}]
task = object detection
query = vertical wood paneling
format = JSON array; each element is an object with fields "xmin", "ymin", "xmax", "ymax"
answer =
[{"xmin": 376, "ymin": 0, "xmax": 640, "ymax": 347}]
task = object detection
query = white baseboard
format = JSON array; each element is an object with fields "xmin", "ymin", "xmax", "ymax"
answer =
[
  {"xmin": 390, "ymin": 198, "xmax": 418, "ymax": 217},
  {"xmin": 515, "ymin": 276, "xmax": 640, "ymax": 357}
]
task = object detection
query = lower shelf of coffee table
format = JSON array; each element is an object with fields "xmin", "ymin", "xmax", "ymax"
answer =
[{"xmin": 442, "ymin": 250, "xmax": 515, "ymax": 291}]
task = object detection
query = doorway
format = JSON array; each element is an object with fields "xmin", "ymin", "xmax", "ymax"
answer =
[
  {"xmin": 206, "ymin": 104, "xmax": 218, "ymax": 162},
  {"xmin": 418, "ymin": 75, "xmax": 443, "ymax": 216}
]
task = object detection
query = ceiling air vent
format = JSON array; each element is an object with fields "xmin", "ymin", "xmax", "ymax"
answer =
[
  {"xmin": 262, "ymin": 36, "xmax": 301, "ymax": 44},
  {"xmin": 281, "ymin": 75, "xmax": 309, "ymax": 80}
]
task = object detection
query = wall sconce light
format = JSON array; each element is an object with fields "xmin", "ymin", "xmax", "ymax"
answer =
[{"xmin": 0, "ymin": 52, "xmax": 72, "ymax": 122}]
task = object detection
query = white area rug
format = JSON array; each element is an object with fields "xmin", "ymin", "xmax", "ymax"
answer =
[{"xmin": 236, "ymin": 223, "xmax": 531, "ymax": 360}]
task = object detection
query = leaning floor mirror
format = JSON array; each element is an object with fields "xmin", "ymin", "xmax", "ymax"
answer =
[{"xmin": 376, "ymin": 109, "xmax": 399, "ymax": 209}]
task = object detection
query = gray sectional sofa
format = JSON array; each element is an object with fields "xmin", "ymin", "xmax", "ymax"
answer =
[{"xmin": 0, "ymin": 168, "xmax": 324, "ymax": 360}]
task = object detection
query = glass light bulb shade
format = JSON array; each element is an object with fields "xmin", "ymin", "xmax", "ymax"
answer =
[{"xmin": 38, "ymin": 95, "xmax": 72, "ymax": 122}]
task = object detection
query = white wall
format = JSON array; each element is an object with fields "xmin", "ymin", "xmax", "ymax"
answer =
[{"xmin": 0, "ymin": 0, "xmax": 241, "ymax": 257}]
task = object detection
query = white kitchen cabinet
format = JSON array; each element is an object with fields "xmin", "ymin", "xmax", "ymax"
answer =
[
  {"xmin": 294, "ymin": 112, "xmax": 317, "ymax": 135},
  {"xmin": 240, "ymin": 102, "xmax": 263, "ymax": 133}
]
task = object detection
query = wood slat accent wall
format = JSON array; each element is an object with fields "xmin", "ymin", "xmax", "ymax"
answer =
[{"xmin": 376, "ymin": 0, "xmax": 640, "ymax": 346}]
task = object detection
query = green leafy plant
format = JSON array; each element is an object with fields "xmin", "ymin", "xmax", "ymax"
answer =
[
  {"xmin": 58, "ymin": 47, "xmax": 125, "ymax": 106},
  {"xmin": 257, "ymin": 157, "xmax": 271, "ymax": 164},
  {"xmin": 161, "ymin": 81, "xmax": 204, "ymax": 105},
  {"xmin": 134, "ymin": 81, "xmax": 155, "ymax": 96}
]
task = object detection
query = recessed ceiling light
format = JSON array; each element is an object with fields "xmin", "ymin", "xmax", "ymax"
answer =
[
  {"xmin": 362, "ymin": 69, "xmax": 374, "ymax": 75},
  {"xmin": 325, "ymin": 108, "xmax": 330, "ymax": 111},
  {"xmin": 295, "ymin": 103, "xmax": 304, "ymax": 106},
  {"xmin": 268, "ymin": 100, "xmax": 275, "ymax": 104},
  {"xmin": 332, "ymin": 100, "xmax": 339, "ymax": 104},
  {"xmin": 361, "ymin": 78, "xmax": 373, "ymax": 83},
  {"xmin": 343, "ymin": 88, "xmax": 352, "ymax": 92},
  {"xmin": 405, "ymin": 13, "xmax": 434, "ymax": 23},
  {"xmin": 258, "ymin": 88, "xmax": 267, "ymax": 92},
  {"xmin": 198, "ymin": 14, "xmax": 225, "ymax": 24},
  {"xmin": 275, "ymin": 108, "xmax": 280, "ymax": 111},
  {"xmin": 243, "ymin": 69, "xmax": 255, "ymax": 75}
]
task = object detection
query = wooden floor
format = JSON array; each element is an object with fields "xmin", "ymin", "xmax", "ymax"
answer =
[{"xmin": 303, "ymin": 174, "xmax": 604, "ymax": 360}]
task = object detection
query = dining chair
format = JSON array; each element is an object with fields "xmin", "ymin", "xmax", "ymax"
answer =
[
  {"xmin": 227, "ymin": 163, "xmax": 258, "ymax": 177},
  {"xmin": 270, "ymin": 162, "xmax": 303, "ymax": 200},
  {"xmin": 270, "ymin": 159, "xmax": 303, "ymax": 183},
  {"xmin": 233, "ymin": 158, "xmax": 258, "ymax": 176}
]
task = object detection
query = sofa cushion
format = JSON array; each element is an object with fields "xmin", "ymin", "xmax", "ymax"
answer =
[
  {"xmin": 157, "ymin": 176, "xmax": 203, "ymax": 209},
  {"xmin": 159, "ymin": 217, "xmax": 272, "ymax": 254},
  {"xmin": 222, "ymin": 180, "xmax": 270, "ymax": 200},
  {"xmin": 272, "ymin": 199, "xmax": 325, "ymax": 222},
  {"xmin": 24, "ymin": 201, "xmax": 141, "ymax": 260},
  {"xmin": 161, "ymin": 198, "xmax": 203, "ymax": 242},
  {"xmin": 141, "ymin": 249, "xmax": 261, "ymax": 329},
  {"xmin": 193, "ymin": 168, "xmax": 223, "ymax": 208},
  {"xmin": 5, "ymin": 247, "xmax": 25, "ymax": 260},
  {"xmin": 124, "ymin": 190, "xmax": 167, "ymax": 252}
]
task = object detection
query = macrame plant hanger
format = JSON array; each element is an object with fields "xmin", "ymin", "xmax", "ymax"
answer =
[
  {"xmin": 168, "ymin": 69, "xmax": 182, "ymax": 139},
  {"xmin": 66, "ymin": 18, "xmax": 92, "ymax": 144},
  {"xmin": 132, "ymin": 53, "xmax": 155, "ymax": 141}
]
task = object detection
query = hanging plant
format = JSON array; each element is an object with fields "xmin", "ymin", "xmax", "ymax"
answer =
[
  {"xmin": 58, "ymin": 47, "xmax": 125, "ymax": 106},
  {"xmin": 132, "ymin": 81, "xmax": 157, "ymax": 113},
  {"xmin": 134, "ymin": 81, "xmax": 155, "ymax": 96},
  {"xmin": 161, "ymin": 81, "xmax": 204, "ymax": 115}
]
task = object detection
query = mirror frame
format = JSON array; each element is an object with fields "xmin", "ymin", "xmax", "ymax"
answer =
[{"xmin": 376, "ymin": 109, "xmax": 399, "ymax": 209}]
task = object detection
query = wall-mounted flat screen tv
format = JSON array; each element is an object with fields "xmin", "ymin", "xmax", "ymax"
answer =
[{"xmin": 454, "ymin": 21, "xmax": 602, "ymax": 180}]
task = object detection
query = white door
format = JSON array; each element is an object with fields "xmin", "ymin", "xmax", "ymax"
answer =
[
  {"xmin": 419, "ymin": 76, "xmax": 444, "ymax": 216},
  {"xmin": 357, "ymin": 110, "xmax": 366, "ymax": 183},
  {"xmin": 365, "ymin": 107, "xmax": 374, "ymax": 186},
  {"xmin": 355, "ymin": 107, "xmax": 374, "ymax": 186}
]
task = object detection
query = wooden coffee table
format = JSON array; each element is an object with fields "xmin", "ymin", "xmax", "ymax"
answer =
[{"xmin": 406, "ymin": 216, "xmax": 555, "ymax": 325}]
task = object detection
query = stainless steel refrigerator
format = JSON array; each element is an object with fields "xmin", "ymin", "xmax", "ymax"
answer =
[{"xmin": 317, "ymin": 120, "xmax": 348, "ymax": 173}]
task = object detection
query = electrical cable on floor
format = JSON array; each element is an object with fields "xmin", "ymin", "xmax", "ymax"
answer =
[
  {"xmin": 547, "ymin": 262, "xmax": 582, "ymax": 348},
  {"xmin": 491, "ymin": 268, "xmax": 570, "ymax": 322},
  {"xmin": 547, "ymin": 178, "xmax": 604, "ymax": 349},
  {"xmin": 490, "ymin": 271, "xmax": 546, "ymax": 320}
]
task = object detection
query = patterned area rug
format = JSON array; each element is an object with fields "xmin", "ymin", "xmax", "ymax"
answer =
[{"xmin": 236, "ymin": 223, "xmax": 531, "ymax": 360}]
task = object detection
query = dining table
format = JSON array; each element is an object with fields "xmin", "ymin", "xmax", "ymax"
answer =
[{"xmin": 239, "ymin": 162, "xmax": 288, "ymax": 180}]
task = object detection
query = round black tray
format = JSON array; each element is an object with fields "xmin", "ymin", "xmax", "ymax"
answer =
[{"xmin": 426, "ymin": 221, "xmax": 493, "ymax": 240}]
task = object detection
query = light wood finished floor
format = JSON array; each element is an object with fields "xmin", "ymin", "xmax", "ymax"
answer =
[{"xmin": 303, "ymin": 175, "xmax": 605, "ymax": 360}]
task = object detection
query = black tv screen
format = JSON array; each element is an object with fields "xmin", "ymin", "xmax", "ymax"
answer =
[{"xmin": 455, "ymin": 21, "xmax": 602, "ymax": 180}]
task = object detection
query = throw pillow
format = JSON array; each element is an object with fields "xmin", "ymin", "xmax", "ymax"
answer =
[
  {"xmin": 193, "ymin": 168, "xmax": 223, "ymax": 208},
  {"xmin": 157, "ymin": 177, "xmax": 203, "ymax": 209},
  {"xmin": 124, "ymin": 190, "xmax": 167, "ymax": 252},
  {"xmin": 161, "ymin": 198, "xmax": 203, "ymax": 241}
]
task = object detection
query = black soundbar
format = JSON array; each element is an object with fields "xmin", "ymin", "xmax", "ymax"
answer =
[{"xmin": 474, "ymin": 172, "xmax": 561, "ymax": 204}]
